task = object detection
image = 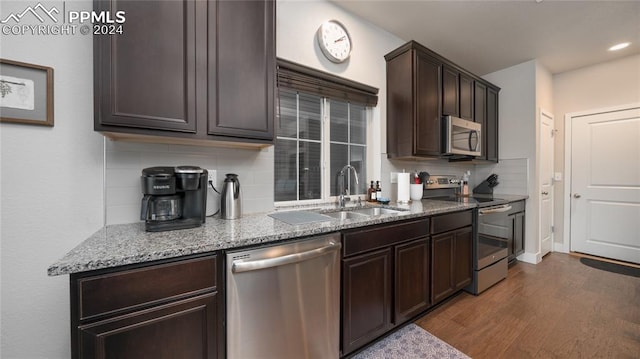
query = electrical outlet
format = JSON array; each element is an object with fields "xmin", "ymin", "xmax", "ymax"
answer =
[
  {"xmin": 390, "ymin": 172, "xmax": 398, "ymax": 184},
  {"xmin": 207, "ymin": 169, "xmax": 217, "ymax": 186}
]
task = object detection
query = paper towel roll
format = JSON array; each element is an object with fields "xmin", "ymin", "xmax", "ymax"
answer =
[{"xmin": 397, "ymin": 172, "xmax": 410, "ymax": 203}]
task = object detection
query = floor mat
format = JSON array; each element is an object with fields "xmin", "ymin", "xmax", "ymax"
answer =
[
  {"xmin": 579, "ymin": 257, "xmax": 640, "ymax": 278},
  {"xmin": 352, "ymin": 323, "xmax": 470, "ymax": 359}
]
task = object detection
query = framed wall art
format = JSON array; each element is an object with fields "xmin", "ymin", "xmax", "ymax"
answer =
[{"xmin": 0, "ymin": 58, "xmax": 54, "ymax": 126}]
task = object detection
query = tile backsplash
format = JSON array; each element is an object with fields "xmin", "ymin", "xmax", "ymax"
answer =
[
  {"xmin": 474, "ymin": 158, "xmax": 529, "ymax": 195},
  {"xmin": 105, "ymin": 140, "xmax": 275, "ymax": 225},
  {"xmin": 381, "ymin": 157, "xmax": 529, "ymax": 201}
]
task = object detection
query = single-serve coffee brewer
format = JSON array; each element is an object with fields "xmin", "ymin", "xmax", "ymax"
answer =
[{"xmin": 140, "ymin": 166, "xmax": 208, "ymax": 232}]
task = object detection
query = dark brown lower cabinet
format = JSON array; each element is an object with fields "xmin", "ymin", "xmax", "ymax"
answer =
[
  {"xmin": 394, "ymin": 238, "xmax": 431, "ymax": 324},
  {"xmin": 509, "ymin": 206, "xmax": 526, "ymax": 263},
  {"xmin": 78, "ymin": 293, "xmax": 218, "ymax": 359},
  {"xmin": 341, "ymin": 218, "xmax": 430, "ymax": 356},
  {"xmin": 70, "ymin": 254, "xmax": 222, "ymax": 359},
  {"xmin": 431, "ymin": 226, "xmax": 473, "ymax": 305},
  {"xmin": 430, "ymin": 210, "xmax": 473, "ymax": 305},
  {"xmin": 342, "ymin": 248, "xmax": 392, "ymax": 356},
  {"xmin": 431, "ymin": 232, "xmax": 455, "ymax": 303}
]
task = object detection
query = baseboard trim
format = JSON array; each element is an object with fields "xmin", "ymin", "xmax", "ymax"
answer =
[{"xmin": 517, "ymin": 252, "xmax": 540, "ymax": 264}]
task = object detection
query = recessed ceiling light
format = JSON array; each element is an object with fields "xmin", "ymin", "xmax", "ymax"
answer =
[{"xmin": 608, "ymin": 42, "xmax": 630, "ymax": 51}]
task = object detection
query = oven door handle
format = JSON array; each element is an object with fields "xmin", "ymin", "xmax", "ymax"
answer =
[{"xmin": 479, "ymin": 205, "xmax": 512, "ymax": 215}]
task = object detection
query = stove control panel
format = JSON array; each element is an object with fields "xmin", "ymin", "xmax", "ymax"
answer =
[{"xmin": 424, "ymin": 175, "xmax": 462, "ymax": 189}]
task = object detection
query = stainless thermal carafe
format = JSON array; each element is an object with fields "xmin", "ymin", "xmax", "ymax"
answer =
[{"xmin": 221, "ymin": 173, "xmax": 241, "ymax": 219}]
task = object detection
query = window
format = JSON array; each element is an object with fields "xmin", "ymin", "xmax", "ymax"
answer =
[{"xmin": 274, "ymin": 59, "xmax": 378, "ymax": 204}]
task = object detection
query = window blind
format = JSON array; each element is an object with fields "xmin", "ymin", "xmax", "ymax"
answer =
[{"xmin": 277, "ymin": 58, "xmax": 378, "ymax": 107}]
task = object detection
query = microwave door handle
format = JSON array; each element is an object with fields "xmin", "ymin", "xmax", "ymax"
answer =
[{"xmin": 469, "ymin": 130, "xmax": 479, "ymax": 151}]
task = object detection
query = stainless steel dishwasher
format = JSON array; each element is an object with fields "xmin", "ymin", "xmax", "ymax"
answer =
[{"xmin": 226, "ymin": 232, "xmax": 341, "ymax": 359}]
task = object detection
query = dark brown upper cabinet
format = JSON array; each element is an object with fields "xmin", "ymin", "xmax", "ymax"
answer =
[
  {"xmin": 386, "ymin": 44, "xmax": 442, "ymax": 157},
  {"xmin": 94, "ymin": 0, "xmax": 275, "ymax": 148},
  {"xmin": 442, "ymin": 65, "xmax": 459, "ymax": 118},
  {"xmin": 443, "ymin": 66, "xmax": 474, "ymax": 121},
  {"xmin": 386, "ymin": 41, "xmax": 499, "ymax": 161},
  {"xmin": 473, "ymin": 81, "xmax": 499, "ymax": 162},
  {"xmin": 459, "ymin": 74, "xmax": 474, "ymax": 121},
  {"xmin": 486, "ymin": 86, "xmax": 499, "ymax": 162}
]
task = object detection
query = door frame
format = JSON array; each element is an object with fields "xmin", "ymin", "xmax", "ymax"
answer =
[
  {"xmin": 562, "ymin": 102, "xmax": 640, "ymax": 254},
  {"xmin": 538, "ymin": 109, "xmax": 554, "ymax": 257}
]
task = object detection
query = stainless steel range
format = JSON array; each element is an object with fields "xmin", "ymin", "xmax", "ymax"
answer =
[{"xmin": 423, "ymin": 175, "xmax": 509, "ymax": 295}]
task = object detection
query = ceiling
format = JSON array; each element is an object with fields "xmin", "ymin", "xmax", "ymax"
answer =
[{"xmin": 331, "ymin": 0, "xmax": 640, "ymax": 75}]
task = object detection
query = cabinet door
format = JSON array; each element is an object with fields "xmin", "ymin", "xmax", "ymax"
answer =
[
  {"xmin": 474, "ymin": 81, "xmax": 487, "ymax": 160},
  {"xmin": 486, "ymin": 86, "xmax": 499, "ymax": 162},
  {"xmin": 414, "ymin": 51, "xmax": 442, "ymax": 156},
  {"xmin": 394, "ymin": 237, "xmax": 430, "ymax": 325},
  {"xmin": 431, "ymin": 232, "xmax": 454, "ymax": 304},
  {"xmin": 442, "ymin": 65, "xmax": 459, "ymax": 117},
  {"xmin": 208, "ymin": 0, "xmax": 275, "ymax": 140},
  {"xmin": 342, "ymin": 248, "xmax": 392, "ymax": 355},
  {"xmin": 510, "ymin": 211, "xmax": 525, "ymax": 262},
  {"xmin": 94, "ymin": 0, "xmax": 200, "ymax": 133},
  {"xmin": 78, "ymin": 293, "xmax": 219, "ymax": 359},
  {"xmin": 453, "ymin": 226, "xmax": 473, "ymax": 290},
  {"xmin": 459, "ymin": 74, "xmax": 474, "ymax": 121}
]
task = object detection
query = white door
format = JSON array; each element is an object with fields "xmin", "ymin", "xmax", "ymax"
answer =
[
  {"xmin": 570, "ymin": 107, "xmax": 640, "ymax": 264},
  {"xmin": 539, "ymin": 110, "xmax": 554, "ymax": 257}
]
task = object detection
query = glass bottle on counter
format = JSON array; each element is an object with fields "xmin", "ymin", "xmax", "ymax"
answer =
[
  {"xmin": 375, "ymin": 181, "xmax": 382, "ymax": 201},
  {"xmin": 367, "ymin": 181, "xmax": 377, "ymax": 202}
]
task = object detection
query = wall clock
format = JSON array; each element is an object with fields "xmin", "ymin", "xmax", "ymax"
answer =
[{"xmin": 316, "ymin": 20, "xmax": 352, "ymax": 63}]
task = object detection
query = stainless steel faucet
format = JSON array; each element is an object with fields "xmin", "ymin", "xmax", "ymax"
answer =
[{"xmin": 338, "ymin": 164, "xmax": 359, "ymax": 208}]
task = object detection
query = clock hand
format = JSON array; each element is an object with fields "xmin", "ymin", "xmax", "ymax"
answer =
[{"xmin": 334, "ymin": 36, "xmax": 346, "ymax": 43}]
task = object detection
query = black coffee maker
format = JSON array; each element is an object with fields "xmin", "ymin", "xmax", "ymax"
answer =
[{"xmin": 140, "ymin": 166, "xmax": 208, "ymax": 232}]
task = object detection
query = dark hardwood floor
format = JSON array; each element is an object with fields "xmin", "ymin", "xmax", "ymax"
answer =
[{"xmin": 415, "ymin": 253, "xmax": 640, "ymax": 358}]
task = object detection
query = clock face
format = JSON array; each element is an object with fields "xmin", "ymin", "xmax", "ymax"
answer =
[{"xmin": 317, "ymin": 20, "xmax": 352, "ymax": 63}]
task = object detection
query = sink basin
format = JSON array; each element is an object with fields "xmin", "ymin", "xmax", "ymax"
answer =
[
  {"xmin": 323, "ymin": 211, "xmax": 369, "ymax": 220},
  {"xmin": 351, "ymin": 207, "xmax": 405, "ymax": 216},
  {"xmin": 320, "ymin": 206, "xmax": 406, "ymax": 220}
]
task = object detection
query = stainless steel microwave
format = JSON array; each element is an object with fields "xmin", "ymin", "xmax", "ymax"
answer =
[{"xmin": 442, "ymin": 115, "xmax": 482, "ymax": 157}]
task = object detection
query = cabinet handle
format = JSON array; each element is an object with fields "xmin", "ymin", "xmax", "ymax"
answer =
[
  {"xmin": 541, "ymin": 191, "xmax": 548, "ymax": 195},
  {"xmin": 573, "ymin": 193, "xmax": 581, "ymax": 198}
]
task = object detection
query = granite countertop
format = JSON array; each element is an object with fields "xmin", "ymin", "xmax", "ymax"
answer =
[{"xmin": 48, "ymin": 195, "xmax": 527, "ymax": 276}]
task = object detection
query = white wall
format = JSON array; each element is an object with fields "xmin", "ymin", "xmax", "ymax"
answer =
[
  {"xmin": 552, "ymin": 54, "xmax": 640, "ymax": 248},
  {"xmin": 483, "ymin": 60, "xmax": 540, "ymax": 263},
  {"xmin": 0, "ymin": 1, "xmax": 103, "ymax": 358}
]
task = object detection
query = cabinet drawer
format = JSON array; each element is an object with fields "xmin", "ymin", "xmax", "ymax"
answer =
[
  {"xmin": 343, "ymin": 218, "xmax": 429, "ymax": 257},
  {"xmin": 76, "ymin": 255, "xmax": 217, "ymax": 321},
  {"xmin": 430, "ymin": 210, "xmax": 472, "ymax": 234}
]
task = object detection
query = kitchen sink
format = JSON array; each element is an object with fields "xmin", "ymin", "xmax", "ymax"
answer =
[
  {"xmin": 323, "ymin": 211, "xmax": 369, "ymax": 220},
  {"xmin": 321, "ymin": 206, "xmax": 406, "ymax": 220},
  {"xmin": 350, "ymin": 207, "xmax": 405, "ymax": 216},
  {"xmin": 270, "ymin": 206, "xmax": 408, "ymax": 225}
]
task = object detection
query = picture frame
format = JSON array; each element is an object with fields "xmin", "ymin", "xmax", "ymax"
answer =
[{"xmin": 0, "ymin": 58, "xmax": 54, "ymax": 127}]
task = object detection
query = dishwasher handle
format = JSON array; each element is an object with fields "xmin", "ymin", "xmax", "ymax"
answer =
[{"xmin": 232, "ymin": 241, "xmax": 342, "ymax": 273}]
